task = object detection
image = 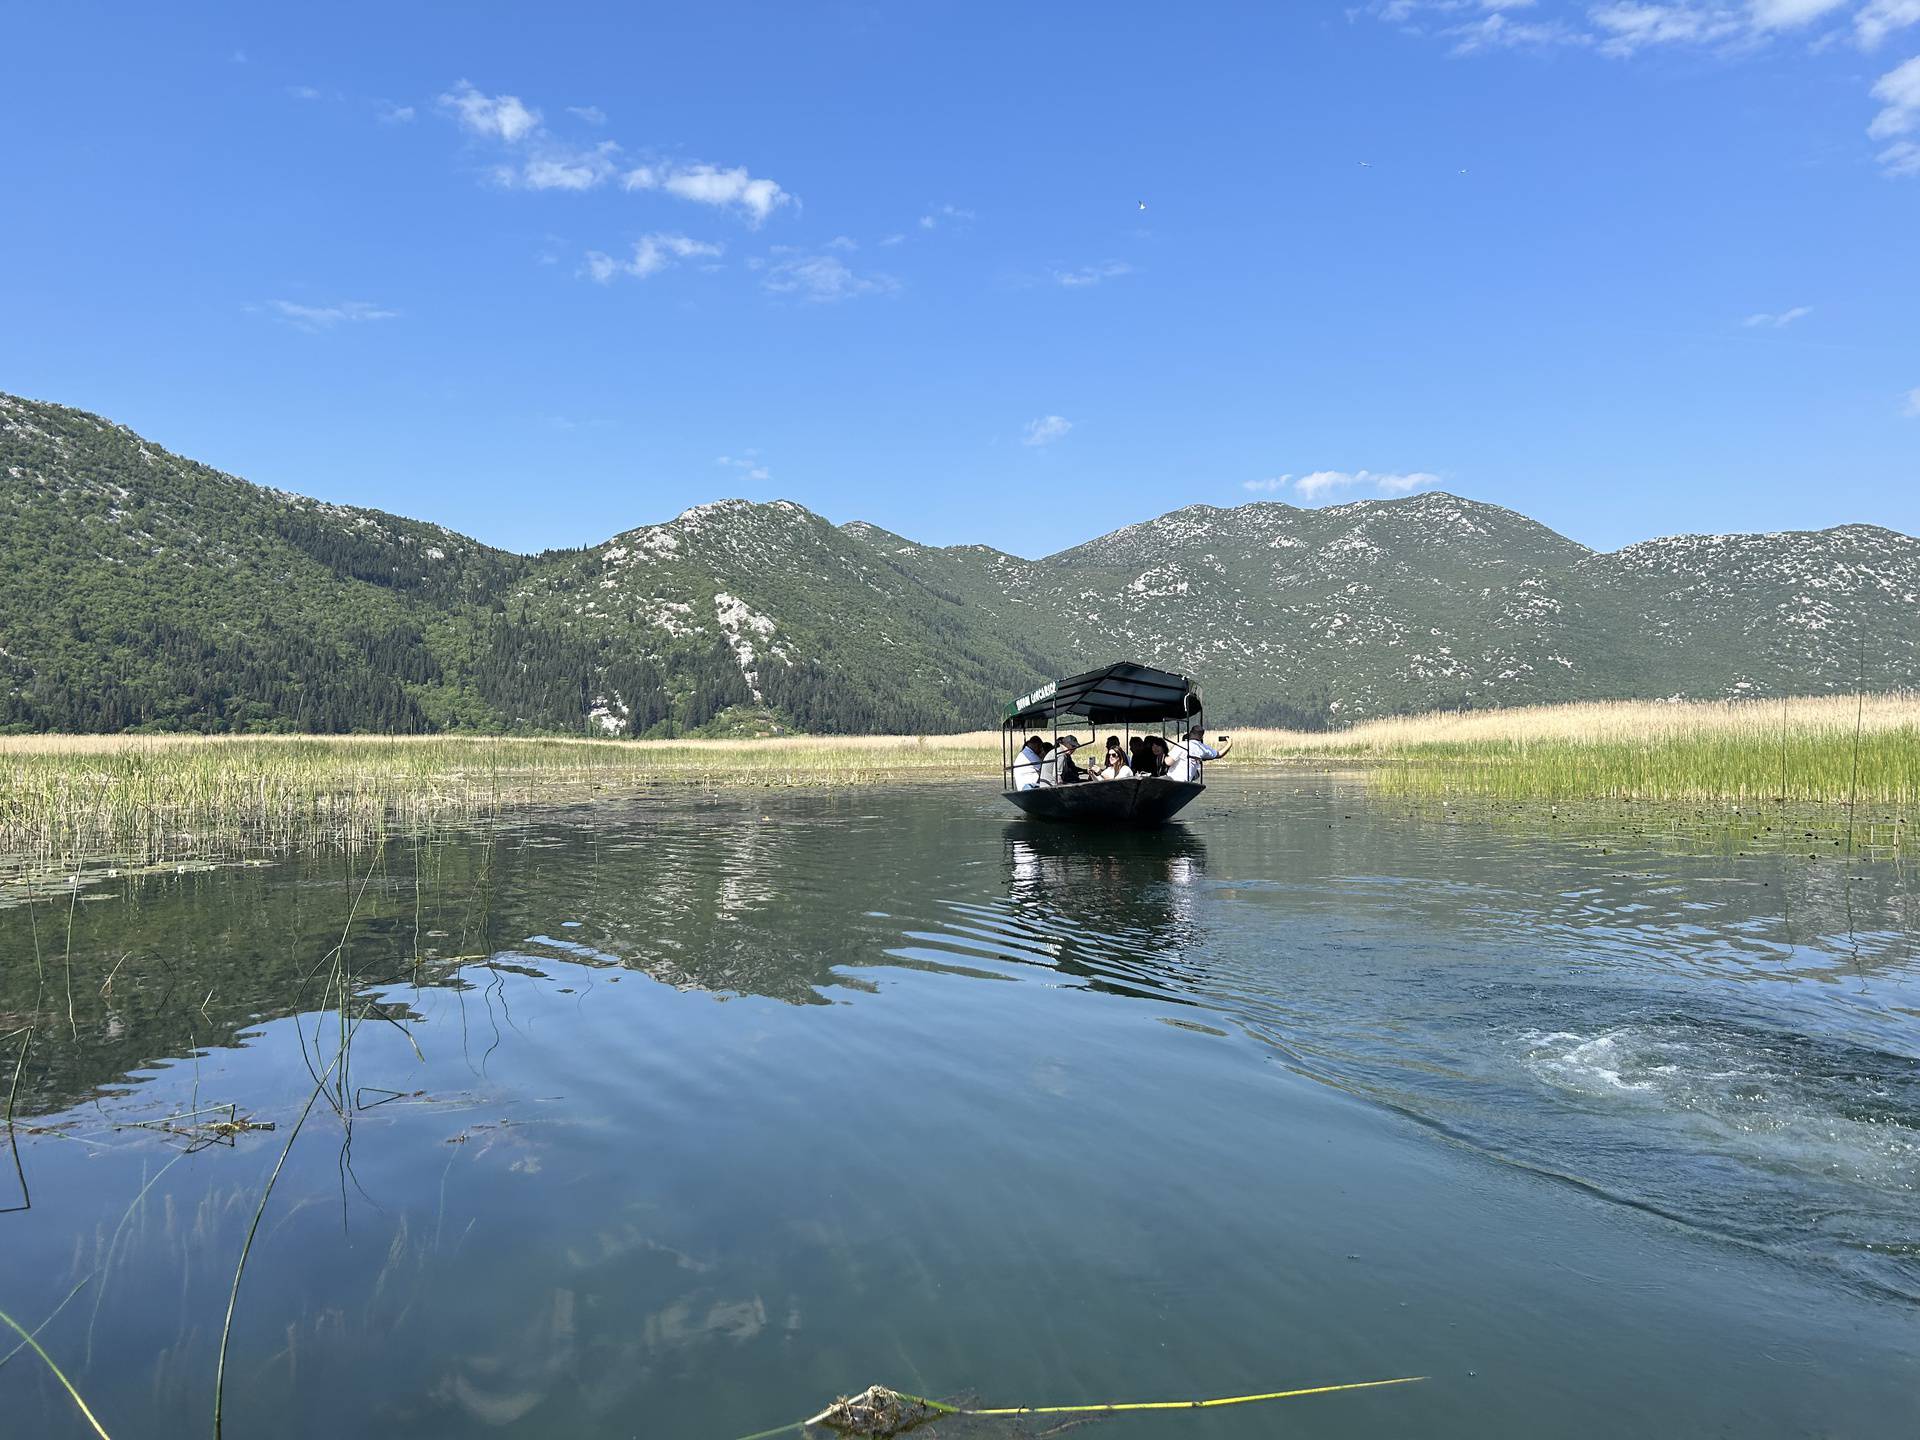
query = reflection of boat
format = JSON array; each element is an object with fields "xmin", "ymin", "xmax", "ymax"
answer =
[
  {"xmin": 999, "ymin": 662, "xmax": 1208, "ymax": 825},
  {"xmin": 1006, "ymin": 823, "xmax": 1208, "ymax": 921},
  {"xmin": 1005, "ymin": 819, "xmax": 1208, "ymax": 873},
  {"xmin": 1003, "ymin": 823, "xmax": 1209, "ymax": 996}
]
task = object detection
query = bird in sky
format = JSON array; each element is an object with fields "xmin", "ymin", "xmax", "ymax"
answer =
[
  {"xmin": 1137, "ymin": 199, "xmax": 1147, "ymax": 210},
  {"xmin": 1358, "ymin": 160, "xmax": 1373, "ymax": 169}
]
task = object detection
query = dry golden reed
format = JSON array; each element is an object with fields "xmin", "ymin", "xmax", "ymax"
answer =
[
  {"xmin": 1230, "ymin": 692, "xmax": 1919, "ymax": 811},
  {"xmin": 0, "ymin": 732, "xmax": 1000, "ymax": 867},
  {"xmin": 2, "ymin": 693, "xmax": 1913, "ymax": 866}
]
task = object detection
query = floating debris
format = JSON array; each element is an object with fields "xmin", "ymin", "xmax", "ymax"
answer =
[
  {"xmin": 126, "ymin": 1103, "xmax": 275, "ymax": 1153},
  {"xmin": 807, "ymin": 1386, "xmax": 944, "ymax": 1437},
  {"xmin": 744, "ymin": 1374, "xmax": 1427, "ymax": 1440}
]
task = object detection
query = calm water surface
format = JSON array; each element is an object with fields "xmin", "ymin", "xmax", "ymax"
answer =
[{"xmin": 3, "ymin": 772, "xmax": 1917, "ymax": 1438}]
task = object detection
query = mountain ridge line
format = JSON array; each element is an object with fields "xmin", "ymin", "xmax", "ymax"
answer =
[{"xmin": 4, "ymin": 389, "xmax": 1917, "ymax": 736}]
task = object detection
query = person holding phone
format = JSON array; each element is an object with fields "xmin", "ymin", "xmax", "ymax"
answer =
[{"xmin": 1166, "ymin": 725, "xmax": 1230, "ymax": 783}]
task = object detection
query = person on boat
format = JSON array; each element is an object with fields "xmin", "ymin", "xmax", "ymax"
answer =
[
  {"xmin": 1167, "ymin": 725, "xmax": 1230, "ymax": 782},
  {"xmin": 1128, "ymin": 736, "xmax": 1153, "ymax": 776},
  {"xmin": 1045, "ymin": 735, "xmax": 1088, "ymax": 784},
  {"xmin": 1143, "ymin": 736, "xmax": 1172, "ymax": 777},
  {"xmin": 1096, "ymin": 736, "xmax": 1132, "ymax": 780},
  {"xmin": 1012, "ymin": 735, "xmax": 1052, "ymax": 790}
]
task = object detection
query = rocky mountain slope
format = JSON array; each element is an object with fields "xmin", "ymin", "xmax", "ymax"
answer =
[
  {"xmin": 3, "ymin": 391, "xmax": 1915, "ymax": 734},
  {"xmin": 849, "ymin": 495, "xmax": 1920, "ymax": 722}
]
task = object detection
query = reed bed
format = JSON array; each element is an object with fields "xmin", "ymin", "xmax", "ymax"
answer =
[
  {"xmin": 1232, "ymin": 693, "xmax": 1920, "ymax": 812},
  {"xmin": 2, "ymin": 694, "xmax": 1914, "ymax": 869},
  {"xmin": 0, "ymin": 733, "xmax": 1003, "ymax": 870}
]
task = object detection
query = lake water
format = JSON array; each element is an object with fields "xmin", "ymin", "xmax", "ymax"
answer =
[{"xmin": 3, "ymin": 772, "xmax": 1917, "ymax": 1438}]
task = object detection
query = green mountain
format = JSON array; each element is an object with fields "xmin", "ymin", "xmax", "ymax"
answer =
[
  {"xmin": 3, "ymin": 391, "xmax": 1916, "ymax": 734},
  {"xmin": 864, "ymin": 497, "xmax": 1920, "ymax": 722}
]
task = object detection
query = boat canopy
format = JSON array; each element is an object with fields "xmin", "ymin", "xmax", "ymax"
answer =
[{"xmin": 1002, "ymin": 662, "xmax": 1200, "ymax": 728}]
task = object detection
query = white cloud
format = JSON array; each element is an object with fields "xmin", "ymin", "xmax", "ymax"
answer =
[
  {"xmin": 1268, "ymin": 469, "xmax": 1441, "ymax": 500},
  {"xmin": 1022, "ymin": 415, "xmax": 1073, "ymax": 447},
  {"xmin": 1869, "ymin": 54, "xmax": 1920, "ymax": 139},
  {"xmin": 1372, "ymin": 470, "xmax": 1441, "ymax": 495},
  {"xmin": 717, "ymin": 453, "xmax": 772, "ymax": 481},
  {"xmin": 1450, "ymin": 11, "xmax": 1588, "ymax": 51},
  {"xmin": 624, "ymin": 163, "xmax": 791, "ymax": 226},
  {"xmin": 1750, "ymin": 0, "xmax": 1849, "ymax": 28},
  {"xmin": 1371, "ymin": 0, "xmax": 1595, "ymax": 50},
  {"xmin": 1742, "ymin": 304, "xmax": 1813, "ymax": 326},
  {"xmin": 268, "ymin": 300, "xmax": 398, "ymax": 331},
  {"xmin": 759, "ymin": 253, "xmax": 898, "ymax": 302},
  {"xmin": 917, "ymin": 203, "xmax": 976, "ymax": 231},
  {"xmin": 878, "ymin": 232, "xmax": 906, "ymax": 246},
  {"xmin": 1386, "ymin": 0, "xmax": 1845, "ymax": 56},
  {"xmin": 1298, "ymin": 472, "xmax": 1356, "ymax": 499},
  {"xmin": 1054, "ymin": 260, "xmax": 1133, "ymax": 288},
  {"xmin": 439, "ymin": 80, "xmax": 541, "ymax": 143},
  {"xmin": 1589, "ymin": 4, "xmax": 1743, "ymax": 56},
  {"xmin": 379, "ymin": 102, "xmax": 416, "ymax": 124},
  {"xmin": 1857, "ymin": 0, "xmax": 1920, "ymax": 47},
  {"xmin": 581, "ymin": 233, "xmax": 723, "ymax": 283},
  {"xmin": 288, "ymin": 85, "xmax": 323, "ymax": 101},
  {"xmin": 1380, "ymin": 0, "xmax": 1906, "ymax": 55},
  {"xmin": 1370, "ymin": 6, "xmax": 1920, "ymax": 186},
  {"xmin": 436, "ymin": 84, "xmax": 794, "ymax": 215},
  {"xmin": 1902, "ymin": 386, "xmax": 1920, "ymax": 416},
  {"xmin": 826, "ymin": 235, "xmax": 859, "ymax": 251},
  {"xmin": 507, "ymin": 142, "xmax": 620, "ymax": 192}
]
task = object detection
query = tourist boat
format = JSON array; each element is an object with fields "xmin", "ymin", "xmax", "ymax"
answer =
[{"xmin": 1000, "ymin": 662, "xmax": 1208, "ymax": 825}]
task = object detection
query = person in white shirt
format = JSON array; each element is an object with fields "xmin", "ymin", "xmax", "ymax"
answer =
[
  {"xmin": 1095, "ymin": 735, "xmax": 1133, "ymax": 780},
  {"xmin": 1166, "ymin": 726, "xmax": 1230, "ymax": 782},
  {"xmin": 1012, "ymin": 735, "xmax": 1052, "ymax": 790}
]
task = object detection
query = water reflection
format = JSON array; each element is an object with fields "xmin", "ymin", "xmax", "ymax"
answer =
[
  {"xmin": 1, "ymin": 799, "xmax": 948, "ymax": 1119},
  {"xmin": 3, "ymin": 777, "xmax": 1919, "ymax": 1440},
  {"xmin": 991, "ymin": 823, "xmax": 1209, "ymax": 1001}
]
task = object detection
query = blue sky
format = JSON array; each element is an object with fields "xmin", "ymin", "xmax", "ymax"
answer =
[{"xmin": 2, "ymin": 2, "xmax": 1915, "ymax": 558}]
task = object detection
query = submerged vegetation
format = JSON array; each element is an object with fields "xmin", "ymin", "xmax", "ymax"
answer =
[{"xmin": 1, "ymin": 693, "xmax": 1914, "ymax": 870}]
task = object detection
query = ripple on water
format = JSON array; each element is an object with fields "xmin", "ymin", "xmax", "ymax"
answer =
[{"xmin": 1510, "ymin": 1013, "xmax": 1920, "ymax": 1296}]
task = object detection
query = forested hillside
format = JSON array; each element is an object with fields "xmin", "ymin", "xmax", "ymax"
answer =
[
  {"xmin": 4, "ymin": 391, "xmax": 1917, "ymax": 735},
  {"xmin": 0, "ymin": 394, "xmax": 1053, "ymax": 734}
]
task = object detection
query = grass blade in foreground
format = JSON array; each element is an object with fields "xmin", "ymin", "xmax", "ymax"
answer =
[
  {"xmin": 739, "ymin": 1373, "xmax": 1426, "ymax": 1439},
  {"xmin": 0, "ymin": 1304, "xmax": 114, "ymax": 1439}
]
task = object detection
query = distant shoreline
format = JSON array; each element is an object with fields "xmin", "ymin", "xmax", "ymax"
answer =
[{"xmin": 3, "ymin": 694, "xmax": 1913, "ymax": 870}]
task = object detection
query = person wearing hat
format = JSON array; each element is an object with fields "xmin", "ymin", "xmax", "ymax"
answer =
[
  {"xmin": 1043, "ymin": 735, "xmax": 1088, "ymax": 785},
  {"xmin": 1167, "ymin": 725, "xmax": 1229, "ymax": 783}
]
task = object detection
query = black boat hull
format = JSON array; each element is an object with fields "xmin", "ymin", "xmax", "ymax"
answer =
[{"xmin": 1001, "ymin": 776, "xmax": 1203, "ymax": 825}]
